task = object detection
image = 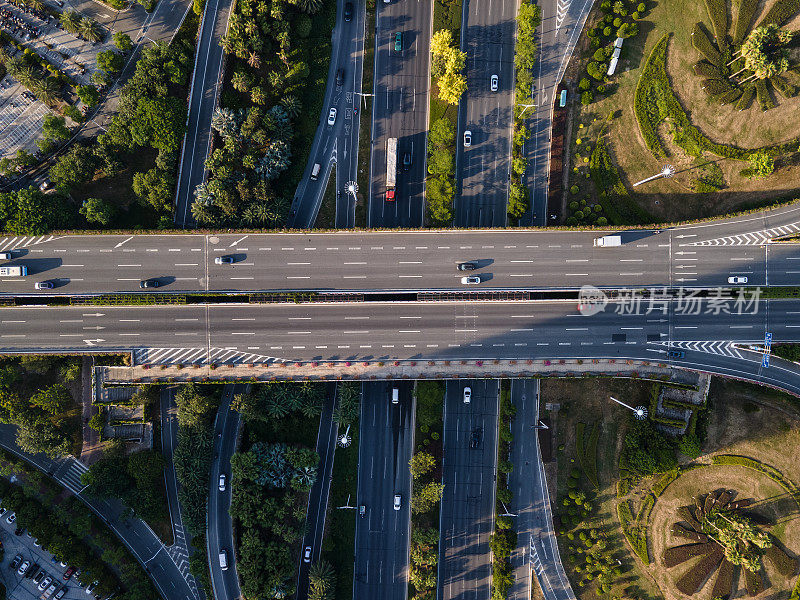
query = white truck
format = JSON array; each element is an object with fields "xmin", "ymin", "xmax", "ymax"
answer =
[
  {"xmin": 593, "ymin": 235, "xmax": 622, "ymax": 248},
  {"xmin": 385, "ymin": 137, "xmax": 397, "ymax": 201},
  {"xmin": 0, "ymin": 265, "xmax": 27, "ymax": 276}
]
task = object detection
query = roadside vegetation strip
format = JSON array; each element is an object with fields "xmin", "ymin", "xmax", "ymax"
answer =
[
  {"xmin": 408, "ymin": 381, "xmax": 443, "ymax": 600},
  {"xmin": 323, "ymin": 383, "xmax": 360, "ymax": 600},
  {"xmin": 507, "ymin": 0, "xmax": 541, "ymax": 224},
  {"xmin": 490, "ymin": 381, "xmax": 515, "ymax": 599},
  {"xmin": 711, "ymin": 454, "xmax": 800, "ymax": 509},
  {"xmin": 0, "ymin": 446, "xmax": 158, "ymax": 599}
]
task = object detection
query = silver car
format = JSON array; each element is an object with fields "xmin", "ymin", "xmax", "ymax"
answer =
[{"xmin": 327, "ymin": 108, "xmax": 337, "ymax": 126}]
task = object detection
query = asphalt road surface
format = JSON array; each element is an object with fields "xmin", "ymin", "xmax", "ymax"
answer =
[
  {"xmin": 296, "ymin": 385, "xmax": 339, "ymax": 600},
  {"xmin": 438, "ymin": 379, "xmax": 499, "ymax": 600},
  {"xmin": 173, "ymin": 0, "xmax": 234, "ymax": 227},
  {"xmin": 508, "ymin": 379, "xmax": 573, "ymax": 600},
  {"xmin": 523, "ymin": 0, "xmax": 596, "ymax": 225},
  {"xmin": 290, "ymin": 0, "xmax": 367, "ymax": 229},
  {"xmin": 455, "ymin": 0, "xmax": 517, "ymax": 227},
  {"xmin": 354, "ymin": 382, "xmax": 414, "ymax": 600},
  {"xmin": 207, "ymin": 385, "xmax": 244, "ymax": 600},
  {"xmin": 2, "ymin": 206, "xmax": 800, "ymax": 293},
  {"xmin": 367, "ymin": 0, "xmax": 431, "ymax": 228}
]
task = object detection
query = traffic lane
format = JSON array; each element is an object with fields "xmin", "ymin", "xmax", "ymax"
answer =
[
  {"xmin": 355, "ymin": 382, "xmax": 413, "ymax": 600},
  {"xmin": 440, "ymin": 379, "xmax": 499, "ymax": 600}
]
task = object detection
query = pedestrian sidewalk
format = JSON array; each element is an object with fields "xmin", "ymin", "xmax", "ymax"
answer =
[{"xmin": 98, "ymin": 357, "xmax": 699, "ymax": 387}]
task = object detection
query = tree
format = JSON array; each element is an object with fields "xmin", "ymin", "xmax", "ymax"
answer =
[
  {"xmin": 617, "ymin": 22, "xmax": 639, "ymax": 38},
  {"xmin": 678, "ymin": 434, "xmax": 701, "ymax": 458},
  {"xmin": 129, "ymin": 96, "xmax": 186, "ymax": 152},
  {"xmin": 49, "ymin": 144, "xmax": 98, "ymax": 191},
  {"xmin": 88, "ymin": 412, "xmax": 104, "ymax": 432},
  {"xmin": 97, "ymin": 50, "xmax": 124, "ymax": 73},
  {"xmin": 175, "ymin": 383, "xmax": 215, "ymax": 428},
  {"xmin": 428, "ymin": 117, "xmax": 455, "ymax": 149},
  {"xmin": 79, "ymin": 17, "xmax": 102, "ymax": 42},
  {"xmin": 132, "ymin": 168, "xmax": 174, "ymax": 212},
  {"xmin": 746, "ymin": 150, "xmax": 775, "ymax": 178},
  {"xmin": 298, "ymin": 0, "xmax": 323, "ymax": 13},
  {"xmin": 113, "ymin": 32, "xmax": 133, "ymax": 52},
  {"xmin": 430, "ymin": 29, "xmax": 467, "ymax": 105},
  {"xmin": 79, "ymin": 197, "xmax": 116, "ymax": 226},
  {"xmin": 77, "ymin": 85, "xmax": 101, "ymax": 107},
  {"xmin": 740, "ymin": 25, "xmax": 793, "ymax": 79},
  {"xmin": 308, "ymin": 560, "xmax": 335, "ymax": 600},
  {"xmin": 30, "ymin": 384, "xmax": 72, "ymax": 414},
  {"xmin": 231, "ymin": 70, "xmax": 250, "ymax": 92},
  {"xmin": 411, "ymin": 482, "xmax": 444, "ymax": 514},
  {"xmin": 59, "ymin": 10, "xmax": 80, "ymax": 34},
  {"xmin": 30, "ymin": 77, "xmax": 61, "ymax": 105},
  {"xmin": 409, "ymin": 452, "xmax": 436, "ymax": 480},
  {"xmin": 507, "ymin": 181, "xmax": 529, "ymax": 218}
]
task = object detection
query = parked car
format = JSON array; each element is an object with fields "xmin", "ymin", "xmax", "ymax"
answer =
[
  {"xmin": 33, "ymin": 570, "xmax": 46, "ymax": 585},
  {"xmin": 463, "ymin": 130, "xmax": 472, "ymax": 147},
  {"xmin": 10, "ymin": 554, "xmax": 21, "ymax": 570},
  {"xmin": 18, "ymin": 559, "xmax": 30, "ymax": 575},
  {"xmin": 6, "ymin": 512, "xmax": 15, "ymax": 523},
  {"xmin": 303, "ymin": 546, "xmax": 312, "ymax": 563},
  {"xmin": 327, "ymin": 107, "xmax": 337, "ymax": 126},
  {"xmin": 63, "ymin": 567, "xmax": 75, "ymax": 580},
  {"xmin": 457, "ymin": 262, "xmax": 477, "ymax": 271},
  {"xmin": 214, "ymin": 255, "xmax": 234, "ymax": 265},
  {"xmin": 460, "ymin": 276, "xmax": 480, "ymax": 285},
  {"xmin": 39, "ymin": 575, "xmax": 53, "ymax": 592},
  {"xmin": 39, "ymin": 180, "xmax": 54, "ymax": 192},
  {"xmin": 35, "ymin": 281, "xmax": 54, "ymax": 290},
  {"xmin": 85, "ymin": 580, "xmax": 98, "ymax": 594},
  {"xmin": 727, "ymin": 275, "xmax": 748, "ymax": 284},
  {"xmin": 26, "ymin": 563, "xmax": 40, "ymax": 579},
  {"xmin": 463, "ymin": 387, "xmax": 472, "ymax": 404},
  {"xmin": 218, "ymin": 474, "xmax": 226, "ymax": 492},
  {"xmin": 54, "ymin": 587, "xmax": 68, "ymax": 600},
  {"xmin": 490, "ymin": 74, "xmax": 499, "ymax": 91}
]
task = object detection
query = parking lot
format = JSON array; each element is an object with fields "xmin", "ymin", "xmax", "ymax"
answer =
[
  {"xmin": 0, "ymin": 75, "xmax": 52, "ymax": 158},
  {"xmin": 0, "ymin": 511, "xmax": 88, "ymax": 600}
]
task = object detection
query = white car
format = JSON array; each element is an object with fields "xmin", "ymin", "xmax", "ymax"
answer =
[
  {"xmin": 6, "ymin": 512, "xmax": 15, "ymax": 523},
  {"xmin": 490, "ymin": 74, "xmax": 498, "ymax": 91},
  {"xmin": 40, "ymin": 576, "xmax": 53, "ymax": 592},
  {"xmin": 463, "ymin": 130, "xmax": 472, "ymax": 147},
  {"xmin": 18, "ymin": 559, "xmax": 30, "ymax": 575},
  {"xmin": 327, "ymin": 107, "xmax": 337, "ymax": 126},
  {"xmin": 727, "ymin": 276, "xmax": 748, "ymax": 284},
  {"xmin": 35, "ymin": 281, "xmax": 54, "ymax": 290},
  {"xmin": 463, "ymin": 387, "xmax": 471, "ymax": 404},
  {"xmin": 393, "ymin": 494, "xmax": 401, "ymax": 510},
  {"xmin": 303, "ymin": 546, "xmax": 312, "ymax": 563},
  {"xmin": 218, "ymin": 474, "xmax": 226, "ymax": 492},
  {"xmin": 461, "ymin": 276, "xmax": 480, "ymax": 285}
]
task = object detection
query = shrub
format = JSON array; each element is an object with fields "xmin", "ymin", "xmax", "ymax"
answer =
[
  {"xmin": 587, "ymin": 61, "xmax": 606, "ymax": 80},
  {"xmin": 733, "ymin": 0, "xmax": 759, "ymax": 44},
  {"xmin": 581, "ymin": 91, "xmax": 593, "ymax": 105},
  {"xmin": 692, "ymin": 22, "xmax": 722, "ymax": 65},
  {"xmin": 771, "ymin": 74, "xmax": 797, "ymax": 98},
  {"xmin": 758, "ymin": 0, "xmax": 800, "ymax": 27},
  {"xmin": 693, "ymin": 60, "xmax": 723, "ymax": 79},
  {"xmin": 735, "ymin": 84, "xmax": 755, "ymax": 110},
  {"xmin": 702, "ymin": 0, "xmax": 728, "ymax": 45},
  {"xmin": 613, "ymin": 17, "xmax": 622, "ymax": 27},
  {"xmin": 603, "ymin": 26, "xmax": 612, "ymax": 36},
  {"xmin": 676, "ymin": 547, "xmax": 724, "ymax": 595},
  {"xmin": 756, "ymin": 78, "xmax": 775, "ymax": 110},
  {"xmin": 637, "ymin": 2, "xmax": 646, "ymax": 11}
]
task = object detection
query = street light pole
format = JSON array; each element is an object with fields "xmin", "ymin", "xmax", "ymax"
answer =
[
  {"xmin": 633, "ymin": 164, "xmax": 675, "ymax": 187},
  {"xmin": 499, "ymin": 500, "xmax": 517, "ymax": 518},
  {"xmin": 609, "ymin": 396, "xmax": 648, "ymax": 420}
]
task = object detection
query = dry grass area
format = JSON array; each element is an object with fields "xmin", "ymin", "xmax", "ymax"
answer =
[
  {"xmin": 545, "ymin": 375, "xmax": 800, "ymax": 600},
  {"xmin": 568, "ymin": 0, "xmax": 800, "ymax": 223}
]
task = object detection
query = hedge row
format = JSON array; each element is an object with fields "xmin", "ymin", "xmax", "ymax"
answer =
[
  {"xmin": 663, "ymin": 541, "xmax": 718, "ymax": 567},
  {"xmin": 711, "ymin": 454, "xmax": 800, "ymax": 508},
  {"xmin": 661, "ymin": 398, "xmax": 700, "ymax": 412},
  {"xmin": 653, "ymin": 415, "xmax": 686, "ymax": 428},
  {"xmin": 584, "ymin": 422, "xmax": 600, "ymax": 490},
  {"xmin": 744, "ymin": 563, "xmax": 764, "ymax": 595},
  {"xmin": 733, "ymin": 0, "xmax": 759, "ymax": 44},
  {"xmin": 693, "ymin": 60, "xmax": 724, "ymax": 79},
  {"xmin": 735, "ymin": 84, "xmax": 755, "ymax": 110},
  {"xmin": 718, "ymin": 87, "xmax": 743, "ymax": 104},
  {"xmin": 616, "ymin": 500, "xmax": 649, "ymax": 564},
  {"xmin": 712, "ymin": 559, "xmax": 736, "ymax": 599},
  {"xmin": 702, "ymin": 78, "xmax": 734, "ymax": 96},
  {"xmin": 772, "ymin": 74, "xmax": 797, "ymax": 99},
  {"xmin": 757, "ymin": 0, "xmax": 800, "ymax": 27},
  {"xmin": 756, "ymin": 78, "xmax": 774, "ymax": 110},
  {"xmin": 691, "ymin": 23, "xmax": 722, "ymax": 66},
  {"xmin": 790, "ymin": 572, "xmax": 800, "ymax": 600},
  {"xmin": 765, "ymin": 542, "xmax": 798, "ymax": 577},
  {"xmin": 652, "ymin": 468, "xmax": 679, "ymax": 497},
  {"xmin": 635, "ymin": 493, "xmax": 655, "ymax": 524},
  {"xmin": 671, "ymin": 523, "xmax": 708, "ymax": 542},
  {"xmin": 702, "ymin": 0, "xmax": 728, "ymax": 45},
  {"xmin": 675, "ymin": 546, "xmax": 723, "ymax": 595},
  {"xmin": 617, "ymin": 476, "xmax": 633, "ymax": 497}
]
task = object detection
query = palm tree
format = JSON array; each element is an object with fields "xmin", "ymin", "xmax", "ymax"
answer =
[
  {"xmin": 308, "ymin": 560, "xmax": 335, "ymax": 600},
  {"xmin": 190, "ymin": 198, "xmax": 214, "ymax": 224},
  {"xmin": 231, "ymin": 70, "xmax": 249, "ymax": 93},
  {"xmin": 31, "ymin": 77, "xmax": 60, "ymax": 105},
  {"xmin": 247, "ymin": 51, "xmax": 261, "ymax": 69},
  {"xmin": 60, "ymin": 10, "xmax": 80, "ymax": 34},
  {"xmin": 280, "ymin": 95, "xmax": 301, "ymax": 118},
  {"xmin": 79, "ymin": 17, "xmax": 102, "ymax": 43},
  {"xmin": 298, "ymin": 0, "xmax": 324, "ymax": 15}
]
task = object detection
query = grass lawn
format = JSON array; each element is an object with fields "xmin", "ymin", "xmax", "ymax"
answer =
[
  {"xmin": 566, "ymin": 0, "xmax": 800, "ymax": 223},
  {"xmin": 544, "ymin": 375, "xmax": 800, "ymax": 600}
]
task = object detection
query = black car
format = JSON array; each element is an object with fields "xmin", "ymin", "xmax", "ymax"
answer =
[
  {"xmin": 667, "ymin": 349, "xmax": 685, "ymax": 359},
  {"xmin": 336, "ymin": 68, "xmax": 344, "ymax": 87},
  {"xmin": 139, "ymin": 279, "xmax": 160, "ymax": 289},
  {"xmin": 457, "ymin": 262, "xmax": 478, "ymax": 271},
  {"xmin": 402, "ymin": 152, "xmax": 411, "ymax": 171},
  {"xmin": 470, "ymin": 428, "xmax": 482, "ymax": 449},
  {"xmin": 344, "ymin": 1, "xmax": 353, "ymax": 21}
]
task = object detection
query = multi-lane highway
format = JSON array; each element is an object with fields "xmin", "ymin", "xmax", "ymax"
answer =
[
  {"xmin": 455, "ymin": 0, "xmax": 518, "ymax": 227},
  {"xmin": 296, "ymin": 386, "xmax": 339, "ymax": 600},
  {"xmin": 174, "ymin": 0, "xmax": 234, "ymax": 227},
  {"xmin": 438, "ymin": 379, "xmax": 500, "ymax": 600},
  {"xmin": 290, "ymin": 0, "xmax": 367, "ymax": 229},
  {"xmin": 367, "ymin": 0, "xmax": 431, "ymax": 228},
  {"xmin": 508, "ymin": 379, "xmax": 573, "ymax": 600},
  {"xmin": 524, "ymin": 0, "xmax": 595, "ymax": 224},
  {"xmin": 207, "ymin": 385, "xmax": 243, "ymax": 600},
  {"xmin": 2, "ymin": 206, "xmax": 800, "ymax": 293},
  {"xmin": 354, "ymin": 382, "xmax": 414, "ymax": 600}
]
